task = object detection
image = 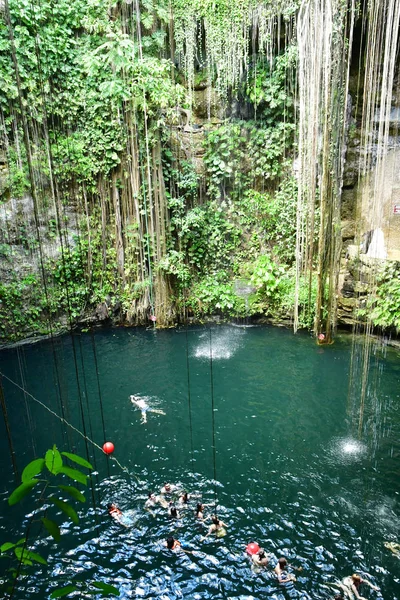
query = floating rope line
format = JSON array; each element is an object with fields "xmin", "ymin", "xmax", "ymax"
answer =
[{"xmin": 0, "ymin": 370, "xmax": 140, "ymax": 480}]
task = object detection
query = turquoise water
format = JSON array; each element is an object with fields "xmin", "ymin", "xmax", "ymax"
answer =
[{"xmin": 0, "ymin": 325, "xmax": 399, "ymax": 599}]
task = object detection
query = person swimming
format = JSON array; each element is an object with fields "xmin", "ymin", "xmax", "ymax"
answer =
[
  {"xmin": 145, "ymin": 492, "xmax": 168, "ymax": 510},
  {"xmin": 130, "ymin": 395, "xmax": 165, "ymax": 424},
  {"xmin": 195, "ymin": 502, "xmax": 213, "ymax": 520},
  {"xmin": 107, "ymin": 503, "xmax": 130, "ymax": 528},
  {"xmin": 275, "ymin": 557, "xmax": 297, "ymax": 591},
  {"xmin": 168, "ymin": 503, "xmax": 180, "ymax": 519},
  {"xmin": 160, "ymin": 482, "xmax": 177, "ymax": 494},
  {"xmin": 251, "ymin": 548, "xmax": 269, "ymax": 569},
  {"xmin": 195, "ymin": 503, "xmax": 205, "ymax": 519},
  {"xmin": 338, "ymin": 574, "xmax": 379, "ymax": 600},
  {"xmin": 165, "ymin": 536, "xmax": 181, "ymax": 550},
  {"xmin": 178, "ymin": 491, "xmax": 189, "ymax": 505},
  {"xmin": 204, "ymin": 515, "xmax": 227, "ymax": 538},
  {"xmin": 384, "ymin": 541, "xmax": 400, "ymax": 557}
]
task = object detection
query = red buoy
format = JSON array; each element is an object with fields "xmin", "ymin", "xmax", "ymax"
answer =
[
  {"xmin": 102, "ymin": 442, "xmax": 115, "ymax": 455},
  {"xmin": 246, "ymin": 542, "xmax": 260, "ymax": 555}
]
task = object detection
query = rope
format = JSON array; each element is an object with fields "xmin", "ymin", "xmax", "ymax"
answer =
[
  {"xmin": 209, "ymin": 327, "xmax": 218, "ymax": 510},
  {"xmin": 0, "ymin": 375, "xmax": 18, "ymax": 477},
  {"xmin": 90, "ymin": 330, "xmax": 110, "ymax": 479},
  {"xmin": 185, "ymin": 328, "xmax": 195, "ymax": 470},
  {"xmin": 133, "ymin": 0, "xmax": 156, "ymax": 323},
  {"xmin": 0, "ymin": 370, "xmax": 136, "ymax": 479}
]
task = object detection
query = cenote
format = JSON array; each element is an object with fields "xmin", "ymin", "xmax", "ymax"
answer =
[{"xmin": 0, "ymin": 325, "xmax": 399, "ymax": 599}]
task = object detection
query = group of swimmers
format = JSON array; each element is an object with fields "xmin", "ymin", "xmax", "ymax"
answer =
[{"xmin": 107, "ymin": 483, "xmax": 382, "ymax": 600}]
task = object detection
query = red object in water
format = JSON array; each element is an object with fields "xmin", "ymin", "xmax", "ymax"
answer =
[
  {"xmin": 149, "ymin": 315, "xmax": 157, "ymax": 322},
  {"xmin": 102, "ymin": 442, "xmax": 115, "ymax": 455},
  {"xmin": 246, "ymin": 542, "xmax": 260, "ymax": 555},
  {"xmin": 318, "ymin": 333, "xmax": 325, "ymax": 341}
]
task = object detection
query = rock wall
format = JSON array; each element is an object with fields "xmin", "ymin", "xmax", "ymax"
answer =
[{"xmin": 338, "ymin": 105, "xmax": 400, "ymax": 327}]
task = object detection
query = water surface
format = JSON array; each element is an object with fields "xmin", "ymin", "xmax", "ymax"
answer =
[{"xmin": 0, "ymin": 325, "xmax": 399, "ymax": 599}]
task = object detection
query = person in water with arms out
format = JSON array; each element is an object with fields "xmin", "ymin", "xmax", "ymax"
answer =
[
  {"xmin": 339, "ymin": 574, "xmax": 379, "ymax": 600},
  {"xmin": 107, "ymin": 503, "xmax": 130, "ymax": 528},
  {"xmin": 130, "ymin": 395, "xmax": 165, "ymax": 424},
  {"xmin": 275, "ymin": 557, "xmax": 297, "ymax": 588}
]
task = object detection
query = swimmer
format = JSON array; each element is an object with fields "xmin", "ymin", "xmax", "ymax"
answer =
[
  {"xmin": 160, "ymin": 482, "xmax": 177, "ymax": 494},
  {"xmin": 196, "ymin": 503, "xmax": 205, "ymax": 519},
  {"xmin": 203, "ymin": 515, "xmax": 227, "ymax": 538},
  {"xmin": 178, "ymin": 491, "xmax": 189, "ymax": 505},
  {"xmin": 165, "ymin": 536, "xmax": 181, "ymax": 550},
  {"xmin": 275, "ymin": 557, "xmax": 296, "ymax": 584},
  {"xmin": 195, "ymin": 502, "xmax": 212, "ymax": 520},
  {"xmin": 338, "ymin": 574, "xmax": 379, "ymax": 600},
  {"xmin": 130, "ymin": 394, "xmax": 165, "ymax": 424},
  {"xmin": 384, "ymin": 541, "xmax": 400, "ymax": 557},
  {"xmin": 145, "ymin": 492, "xmax": 168, "ymax": 510},
  {"xmin": 168, "ymin": 503, "xmax": 180, "ymax": 519},
  {"xmin": 164, "ymin": 536, "xmax": 194, "ymax": 554},
  {"xmin": 107, "ymin": 503, "xmax": 130, "ymax": 528},
  {"xmin": 251, "ymin": 547, "xmax": 269, "ymax": 568}
]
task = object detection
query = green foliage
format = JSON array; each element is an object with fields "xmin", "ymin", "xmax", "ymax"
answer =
[
  {"xmin": 245, "ymin": 45, "xmax": 297, "ymax": 124},
  {"xmin": 0, "ymin": 446, "xmax": 120, "ymax": 600},
  {"xmin": 250, "ymin": 254, "xmax": 286, "ymax": 297},
  {"xmin": 50, "ymin": 239, "xmax": 89, "ymax": 320},
  {"xmin": 186, "ymin": 272, "xmax": 245, "ymax": 318},
  {"xmin": 360, "ymin": 262, "xmax": 400, "ymax": 331},
  {"xmin": 0, "ymin": 273, "xmax": 48, "ymax": 340},
  {"xmin": 239, "ymin": 175, "xmax": 298, "ymax": 263},
  {"xmin": 177, "ymin": 202, "xmax": 241, "ymax": 275},
  {"xmin": 203, "ymin": 121, "xmax": 294, "ymax": 201},
  {"xmin": 4, "ymin": 146, "xmax": 30, "ymax": 199},
  {"xmin": 158, "ymin": 250, "xmax": 191, "ymax": 288},
  {"xmin": 274, "ymin": 271, "xmax": 317, "ymax": 329}
]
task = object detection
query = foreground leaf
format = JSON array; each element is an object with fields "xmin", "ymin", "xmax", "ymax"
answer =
[
  {"xmin": 92, "ymin": 581, "xmax": 119, "ymax": 596},
  {"xmin": 45, "ymin": 446, "xmax": 63, "ymax": 475},
  {"xmin": 0, "ymin": 542, "xmax": 15, "ymax": 553},
  {"xmin": 14, "ymin": 547, "xmax": 47, "ymax": 565},
  {"xmin": 8, "ymin": 480, "xmax": 39, "ymax": 506},
  {"xmin": 50, "ymin": 585, "xmax": 78, "ymax": 598},
  {"xmin": 61, "ymin": 452, "xmax": 93, "ymax": 470},
  {"xmin": 59, "ymin": 466, "xmax": 87, "ymax": 486},
  {"xmin": 50, "ymin": 498, "xmax": 79, "ymax": 524},
  {"xmin": 58, "ymin": 485, "xmax": 86, "ymax": 503},
  {"xmin": 21, "ymin": 458, "xmax": 45, "ymax": 483},
  {"xmin": 41, "ymin": 517, "xmax": 61, "ymax": 542}
]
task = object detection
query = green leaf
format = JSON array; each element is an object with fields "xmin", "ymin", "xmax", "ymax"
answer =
[
  {"xmin": 92, "ymin": 581, "xmax": 120, "ymax": 596},
  {"xmin": 14, "ymin": 547, "xmax": 47, "ymax": 565},
  {"xmin": 59, "ymin": 466, "xmax": 87, "ymax": 486},
  {"xmin": 58, "ymin": 485, "xmax": 86, "ymax": 503},
  {"xmin": 1, "ymin": 542, "xmax": 15, "ymax": 553},
  {"xmin": 41, "ymin": 517, "xmax": 61, "ymax": 542},
  {"xmin": 8, "ymin": 480, "xmax": 39, "ymax": 506},
  {"xmin": 61, "ymin": 452, "xmax": 93, "ymax": 470},
  {"xmin": 21, "ymin": 458, "xmax": 45, "ymax": 483},
  {"xmin": 45, "ymin": 446, "xmax": 63, "ymax": 475},
  {"xmin": 50, "ymin": 585, "xmax": 78, "ymax": 598},
  {"xmin": 50, "ymin": 498, "xmax": 79, "ymax": 524}
]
